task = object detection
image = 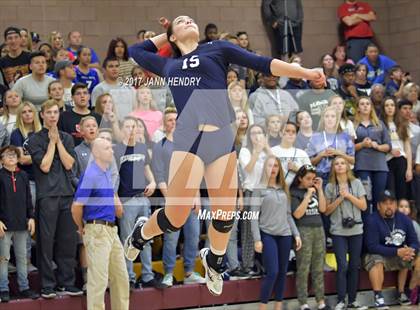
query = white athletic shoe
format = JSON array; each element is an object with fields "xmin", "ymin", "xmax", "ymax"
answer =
[
  {"xmin": 124, "ymin": 216, "xmax": 148, "ymax": 261},
  {"xmin": 184, "ymin": 272, "xmax": 206, "ymax": 284},
  {"xmin": 200, "ymin": 248, "xmax": 223, "ymax": 296}
]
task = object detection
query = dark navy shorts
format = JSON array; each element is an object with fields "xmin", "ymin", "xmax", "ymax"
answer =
[{"xmin": 173, "ymin": 125, "xmax": 235, "ymax": 165}]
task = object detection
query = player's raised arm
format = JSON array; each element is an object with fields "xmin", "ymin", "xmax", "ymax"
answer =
[
  {"xmin": 270, "ymin": 59, "xmax": 325, "ymax": 87},
  {"xmin": 218, "ymin": 40, "xmax": 326, "ymax": 87}
]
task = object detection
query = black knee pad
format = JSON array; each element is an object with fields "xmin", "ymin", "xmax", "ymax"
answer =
[
  {"xmin": 211, "ymin": 218, "xmax": 235, "ymax": 233},
  {"xmin": 157, "ymin": 208, "xmax": 181, "ymax": 233}
]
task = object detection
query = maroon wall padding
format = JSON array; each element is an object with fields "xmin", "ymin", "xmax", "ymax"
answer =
[
  {"xmin": 162, "ymin": 284, "xmax": 201, "ymax": 309},
  {"xmin": 2, "ymin": 271, "xmax": 400, "ymax": 310}
]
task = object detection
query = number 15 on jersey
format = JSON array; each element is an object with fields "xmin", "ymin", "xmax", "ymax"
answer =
[{"xmin": 182, "ymin": 55, "xmax": 200, "ymax": 69}]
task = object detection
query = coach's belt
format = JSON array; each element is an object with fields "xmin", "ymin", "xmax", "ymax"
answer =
[{"xmin": 86, "ymin": 220, "xmax": 115, "ymax": 227}]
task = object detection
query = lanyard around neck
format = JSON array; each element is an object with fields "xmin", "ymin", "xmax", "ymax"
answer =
[
  {"xmin": 323, "ymin": 131, "xmax": 337, "ymax": 149},
  {"xmin": 265, "ymin": 88, "xmax": 281, "ymax": 105}
]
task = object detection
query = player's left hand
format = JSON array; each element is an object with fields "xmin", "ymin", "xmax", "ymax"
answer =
[{"xmin": 307, "ymin": 69, "xmax": 326, "ymax": 88}]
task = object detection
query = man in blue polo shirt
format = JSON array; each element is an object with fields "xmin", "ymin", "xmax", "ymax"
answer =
[{"xmin": 72, "ymin": 138, "xmax": 129, "ymax": 310}]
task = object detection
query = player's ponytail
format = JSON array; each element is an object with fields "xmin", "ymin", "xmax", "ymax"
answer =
[{"xmin": 167, "ymin": 24, "xmax": 182, "ymax": 58}]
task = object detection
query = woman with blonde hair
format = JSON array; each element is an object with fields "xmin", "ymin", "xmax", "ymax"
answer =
[
  {"xmin": 251, "ymin": 155, "xmax": 301, "ymax": 310},
  {"xmin": 307, "ymin": 105, "xmax": 355, "ymax": 184},
  {"xmin": 20, "ymin": 28, "xmax": 32, "ymax": 51},
  {"xmin": 10, "ymin": 101, "xmax": 42, "ymax": 179},
  {"xmin": 1, "ymin": 90, "xmax": 22, "ymax": 135},
  {"xmin": 10, "ymin": 101, "xmax": 42, "ymax": 275},
  {"xmin": 48, "ymin": 31, "xmax": 74, "ymax": 61},
  {"xmin": 130, "ymin": 86, "xmax": 163, "ymax": 137},
  {"xmin": 353, "ymin": 96, "xmax": 391, "ymax": 214},
  {"xmin": 325, "ymin": 156, "xmax": 367, "ymax": 310},
  {"xmin": 328, "ymin": 95, "xmax": 356, "ymax": 139},
  {"xmin": 94, "ymin": 93, "xmax": 123, "ymax": 141},
  {"xmin": 228, "ymin": 81, "xmax": 254, "ymax": 124},
  {"xmin": 233, "ymin": 107, "xmax": 249, "ymax": 153},
  {"xmin": 403, "ymin": 82, "xmax": 420, "ymax": 113}
]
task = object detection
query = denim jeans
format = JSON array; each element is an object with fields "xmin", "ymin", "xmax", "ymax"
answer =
[
  {"xmin": 162, "ymin": 210, "xmax": 200, "ymax": 274},
  {"xmin": 260, "ymin": 232, "xmax": 292, "ymax": 303},
  {"xmin": 332, "ymin": 234, "xmax": 363, "ymax": 303},
  {"xmin": 0, "ymin": 231, "xmax": 29, "ymax": 291},
  {"xmin": 119, "ymin": 196, "xmax": 153, "ymax": 283}
]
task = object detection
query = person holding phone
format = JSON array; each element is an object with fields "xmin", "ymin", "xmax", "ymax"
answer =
[
  {"xmin": 290, "ymin": 165, "xmax": 330, "ymax": 310},
  {"xmin": 325, "ymin": 156, "xmax": 367, "ymax": 310}
]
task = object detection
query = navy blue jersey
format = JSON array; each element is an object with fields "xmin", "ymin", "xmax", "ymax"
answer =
[
  {"xmin": 129, "ymin": 40, "xmax": 272, "ymax": 128},
  {"xmin": 75, "ymin": 67, "xmax": 100, "ymax": 94}
]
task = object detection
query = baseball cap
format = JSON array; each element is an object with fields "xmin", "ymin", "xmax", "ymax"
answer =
[
  {"xmin": 31, "ymin": 32, "xmax": 40, "ymax": 43},
  {"xmin": 4, "ymin": 26, "xmax": 21, "ymax": 40},
  {"xmin": 338, "ymin": 63, "xmax": 356, "ymax": 75},
  {"xmin": 54, "ymin": 60, "xmax": 73, "ymax": 75},
  {"xmin": 378, "ymin": 190, "xmax": 396, "ymax": 203}
]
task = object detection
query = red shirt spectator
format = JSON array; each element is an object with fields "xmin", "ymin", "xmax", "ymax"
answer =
[
  {"xmin": 338, "ymin": 1, "xmax": 375, "ymax": 40},
  {"xmin": 337, "ymin": 0, "xmax": 376, "ymax": 62}
]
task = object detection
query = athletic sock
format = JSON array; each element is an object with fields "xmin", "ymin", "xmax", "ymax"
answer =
[{"xmin": 207, "ymin": 249, "xmax": 225, "ymax": 273}]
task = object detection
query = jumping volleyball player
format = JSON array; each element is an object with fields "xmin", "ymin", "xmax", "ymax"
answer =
[{"xmin": 125, "ymin": 15, "xmax": 325, "ymax": 296}]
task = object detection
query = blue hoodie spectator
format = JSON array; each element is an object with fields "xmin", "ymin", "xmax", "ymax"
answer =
[
  {"xmin": 358, "ymin": 55, "xmax": 396, "ymax": 85},
  {"xmin": 364, "ymin": 211, "xmax": 419, "ymax": 257}
]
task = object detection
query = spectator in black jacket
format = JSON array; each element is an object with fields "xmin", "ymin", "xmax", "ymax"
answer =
[
  {"xmin": 0, "ymin": 145, "xmax": 38, "ymax": 302},
  {"xmin": 262, "ymin": 0, "xmax": 303, "ymax": 58}
]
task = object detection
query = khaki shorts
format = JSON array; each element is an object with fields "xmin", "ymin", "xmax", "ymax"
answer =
[{"xmin": 363, "ymin": 254, "xmax": 413, "ymax": 272}]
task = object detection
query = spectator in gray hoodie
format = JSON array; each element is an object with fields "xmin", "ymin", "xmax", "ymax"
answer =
[{"xmin": 250, "ymin": 73, "xmax": 298, "ymax": 126}]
